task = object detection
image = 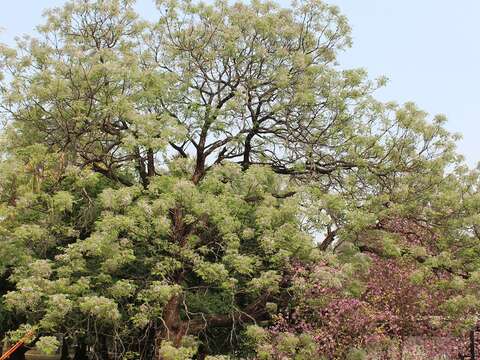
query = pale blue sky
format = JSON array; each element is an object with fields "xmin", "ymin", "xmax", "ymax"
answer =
[{"xmin": 1, "ymin": 1, "xmax": 478, "ymax": 166}]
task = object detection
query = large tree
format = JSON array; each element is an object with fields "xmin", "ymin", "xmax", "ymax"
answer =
[{"xmin": 1, "ymin": 0, "xmax": 479, "ymax": 359}]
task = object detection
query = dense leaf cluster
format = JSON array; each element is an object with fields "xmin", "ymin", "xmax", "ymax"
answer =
[{"xmin": 1, "ymin": 0, "xmax": 480, "ymax": 359}]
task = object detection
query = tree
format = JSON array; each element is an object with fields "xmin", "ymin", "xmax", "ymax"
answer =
[{"xmin": 0, "ymin": 0, "xmax": 479, "ymax": 359}]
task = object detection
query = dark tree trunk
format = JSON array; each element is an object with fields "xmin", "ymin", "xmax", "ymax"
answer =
[
  {"xmin": 98, "ymin": 334, "xmax": 110, "ymax": 360},
  {"xmin": 135, "ymin": 147, "xmax": 149, "ymax": 189},
  {"xmin": 60, "ymin": 338, "xmax": 69, "ymax": 360},
  {"xmin": 192, "ymin": 154, "xmax": 205, "ymax": 185},
  {"xmin": 73, "ymin": 338, "xmax": 87, "ymax": 360},
  {"xmin": 155, "ymin": 296, "xmax": 188, "ymax": 360},
  {"xmin": 242, "ymin": 131, "xmax": 255, "ymax": 170},
  {"xmin": 147, "ymin": 149, "xmax": 156, "ymax": 177}
]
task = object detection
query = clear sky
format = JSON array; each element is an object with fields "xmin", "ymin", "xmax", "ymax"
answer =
[{"xmin": 1, "ymin": 1, "xmax": 478, "ymax": 166}]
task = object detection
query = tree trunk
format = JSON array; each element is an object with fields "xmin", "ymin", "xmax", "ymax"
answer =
[
  {"xmin": 73, "ymin": 338, "xmax": 87, "ymax": 360},
  {"xmin": 154, "ymin": 296, "xmax": 188, "ymax": 360},
  {"xmin": 135, "ymin": 147, "xmax": 149, "ymax": 189},
  {"xmin": 60, "ymin": 338, "xmax": 69, "ymax": 360},
  {"xmin": 98, "ymin": 334, "xmax": 109, "ymax": 360},
  {"xmin": 192, "ymin": 156, "xmax": 205, "ymax": 185},
  {"xmin": 147, "ymin": 149, "xmax": 156, "ymax": 177}
]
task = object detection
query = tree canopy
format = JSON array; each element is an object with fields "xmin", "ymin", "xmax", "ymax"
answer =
[{"xmin": 1, "ymin": 0, "xmax": 479, "ymax": 359}]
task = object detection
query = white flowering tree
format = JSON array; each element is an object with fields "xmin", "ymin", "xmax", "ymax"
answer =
[{"xmin": 1, "ymin": 0, "xmax": 479, "ymax": 359}]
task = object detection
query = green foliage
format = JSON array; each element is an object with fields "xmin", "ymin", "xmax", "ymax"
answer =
[
  {"xmin": 346, "ymin": 348, "xmax": 367, "ymax": 360},
  {"xmin": 158, "ymin": 337, "xmax": 199, "ymax": 360},
  {"xmin": 35, "ymin": 336, "xmax": 60, "ymax": 355},
  {"xmin": 0, "ymin": 0, "xmax": 479, "ymax": 358}
]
